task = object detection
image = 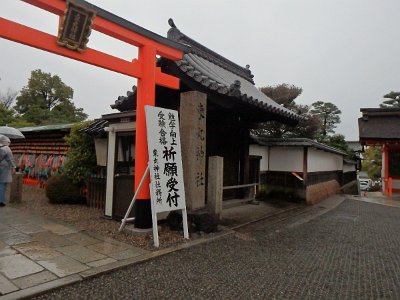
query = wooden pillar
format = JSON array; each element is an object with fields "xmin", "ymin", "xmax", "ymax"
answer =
[
  {"xmin": 303, "ymin": 147, "xmax": 308, "ymax": 186},
  {"xmin": 105, "ymin": 127, "xmax": 116, "ymax": 217},
  {"xmin": 239, "ymin": 126, "xmax": 250, "ymax": 185},
  {"xmin": 134, "ymin": 45, "xmax": 156, "ymax": 229},
  {"xmin": 303, "ymin": 147, "xmax": 309, "ymax": 202}
]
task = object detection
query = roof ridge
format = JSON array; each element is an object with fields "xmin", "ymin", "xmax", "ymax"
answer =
[{"xmin": 167, "ymin": 19, "xmax": 255, "ymax": 84}]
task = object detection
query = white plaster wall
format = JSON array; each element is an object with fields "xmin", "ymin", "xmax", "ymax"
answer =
[
  {"xmin": 343, "ymin": 163, "xmax": 356, "ymax": 173},
  {"xmin": 393, "ymin": 179, "xmax": 400, "ymax": 189},
  {"xmin": 105, "ymin": 122, "xmax": 135, "ymax": 217},
  {"xmin": 269, "ymin": 147, "xmax": 303, "ymax": 172},
  {"xmin": 249, "ymin": 144, "xmax": 269, "ymax": 171},
  {"xmin": 308, "ymin": 148, "xmax": 343, "ymax": 172}
]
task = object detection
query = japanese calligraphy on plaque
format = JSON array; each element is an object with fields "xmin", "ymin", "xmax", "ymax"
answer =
[
  {"xmin": 57, "ymin": 1, "xmax": 95, "ymax": 52},
  {"xmin": 145, "ymin": 106, "xmax": 186, "ymax": 213},
  {"xmin": 179, "ymin": 92, "xmax": 207, "ymax": 210}
]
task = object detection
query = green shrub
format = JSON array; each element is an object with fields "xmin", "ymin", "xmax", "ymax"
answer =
[
  {"xmin": 45, "ymin": 174, "xmax": 86, "ymax": 204},
  {"xmin": 64, "ymin": 122, "xmax": 97, "ymax": 185}
]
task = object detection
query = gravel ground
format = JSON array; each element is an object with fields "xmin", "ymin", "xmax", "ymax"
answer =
[
  {"xmin": 32, "ymin": 199, "xmax": 400, "ymax": 299},
  {"xmin": 9, "ymin": 185, "xmax": 185, "ymax": 250}
]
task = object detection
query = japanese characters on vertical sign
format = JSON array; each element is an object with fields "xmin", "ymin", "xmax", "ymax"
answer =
[
  {"xmin": 195, "ymin": 102, "xmax": 206, "ymax": 188},
  {"xmin": 145, "ymin": 106, "xmax": 186, "ymax": 213},
  {"xmin": 57, "ymin": 1, "xmax": 95, "ymax": 52}
]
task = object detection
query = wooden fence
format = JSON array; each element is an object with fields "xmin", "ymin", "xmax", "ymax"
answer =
[{"xmin": 86, "ymin": 177, "xmax": 106, "ymax": 210}]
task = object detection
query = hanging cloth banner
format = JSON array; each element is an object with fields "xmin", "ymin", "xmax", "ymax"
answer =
[{"xmin": 145, "ymin": 105, "xmax": 189, "ymax": 246}]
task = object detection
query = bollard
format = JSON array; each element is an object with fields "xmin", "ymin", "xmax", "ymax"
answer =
[{"xmin": 9, "ymin": 172, "xmax": 23, "ymax": 203}]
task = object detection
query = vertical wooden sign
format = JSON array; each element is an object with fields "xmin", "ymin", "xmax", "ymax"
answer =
[{"xmin": 179, "ymin": 91, "xmax": 207, "ymax": 211}]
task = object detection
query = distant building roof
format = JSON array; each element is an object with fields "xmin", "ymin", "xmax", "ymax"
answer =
[
  {"xmin": 359, "ymin": 108, "xmax": 400, "ymax": 143},
  {"xmin": 358, "ymin": 171, "xmax": 369, "ymax": 178},
  {"xmin": 251, "ymin": 136, "xmax": 347, "ymax": 156},
  {"xmin": 347, "ymin": 141, "xmax": 362, "ymax": 152},
  {"xmin": 80, "ymin": 111, "xmax": 136, "ymax": 136},
  {"xmin": 17, "ymin": 123, "xmax": 75, "ymax": 133}
]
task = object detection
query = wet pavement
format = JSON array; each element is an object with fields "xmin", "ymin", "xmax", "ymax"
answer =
[
  {"xmin": 0, "ymin": 194, "xmax": 306, "ymax": 299},
  {"xmin": 353, "ymin": 191, "xmax": 400, "ymax": 208},
  {"xmin": 0, "ymin": 206, "xmax": 149, "ymax": 298},
  {"xmin": 29, "ymin": 195, "xmax": 400, "ymax": 299}
]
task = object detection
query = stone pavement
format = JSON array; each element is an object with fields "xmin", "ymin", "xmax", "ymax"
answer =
[
  {"xmin": 0, "ymin": 206, "xmax": 149, "ymax": 299},
  {"xmin": 0, "ymin": 195, "xmax": 333, "ymax": 299},
  {"xmin": 353, "ymin": 191, "xmax": 400, "ymax": 208},
  {"xmin": 30, "ymin": 196, "xmax": 400, "ymax": 299}
]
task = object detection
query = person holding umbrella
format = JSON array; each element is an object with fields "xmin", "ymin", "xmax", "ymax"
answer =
[{"xmin": 0, "ymin": 134, "xmax": 16, "ymax": 207}]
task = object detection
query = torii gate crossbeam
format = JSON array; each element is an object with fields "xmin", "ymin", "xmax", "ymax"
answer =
[{"xmin": 0, "ymin": 0, "xmax": 185, "ymax": 228}]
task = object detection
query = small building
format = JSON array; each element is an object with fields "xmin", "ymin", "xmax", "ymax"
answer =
[
  {"xmin": 250, "ymin": 137, "xmax": 355, "ymax": 204},
  {"xmin": 83, "ymin": 20, "xmax": 301, "ymax": 220},
  {"xmin": 10, "ymin": 123, "xmax": 74, "ymax": 186},
  {"xmin": 358, "ymin": 107, "xmax": 400, "ymax": 195}
]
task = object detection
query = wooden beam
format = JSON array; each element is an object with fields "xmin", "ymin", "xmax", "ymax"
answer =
[
  {"xmin": 22, "ymin": 0, "xmax": 184, "ymax": 60},
  {"xmin": 0, "ymin": 18, "xmax": 141, "ymax": 78},
  {"xmin": 0, "ymin": 18, "xmax": 179, "ymax": 89}
]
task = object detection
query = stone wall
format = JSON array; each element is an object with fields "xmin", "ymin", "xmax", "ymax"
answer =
[
  {"xmin": 259, "ymin": 171, "xmax": 342, "ymax": 204},
  {"xmin": 305, "ymin": 180, "xmax": 341, "ymax": 205}
]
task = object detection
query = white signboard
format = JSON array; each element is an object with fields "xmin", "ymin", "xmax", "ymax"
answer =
[
  {"xmin": 145, "ymin": 106, "xmax": 189, "ymax": 247},
  {"xmin": 145, "ymin": 105, "xmax": 187, "ymax": 213}
]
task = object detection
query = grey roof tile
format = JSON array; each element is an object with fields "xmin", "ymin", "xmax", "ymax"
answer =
[
  {"xmin": 167, "ymin": 23, "xmax": 300, "ymax": 123},
  {"xmin": 359, "ymin": 108, "xmax": 400, "ymax": 141},
  {"xmin": 251, "ymin": 136, "xmax": 347, "ymax": 156}
]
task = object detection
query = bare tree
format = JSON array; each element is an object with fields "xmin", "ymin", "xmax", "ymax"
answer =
[{"xmin": 0, "ymin": 87, "xmax": 18, "ymax": 109}]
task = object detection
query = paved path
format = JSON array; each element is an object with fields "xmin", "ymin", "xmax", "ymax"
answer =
[
  {"xmin": 0, "ymin": 207, "xmax": 148, "ymax": 298},
  {"xmin": 32, "ymin": 197, "xmax": 400, "ymax": 299}
]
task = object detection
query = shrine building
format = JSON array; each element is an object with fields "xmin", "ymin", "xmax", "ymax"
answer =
[
  {"xmin": 359, "ymin": 107, "xmax": 400, "ymax": 195},
  {"xmin": 84, "ymin": 19, "xmax": 301, "ymax": 220}
]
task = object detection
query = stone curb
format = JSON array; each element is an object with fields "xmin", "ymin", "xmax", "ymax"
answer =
[{"xmin": 0, "ymin": 274, "xmax": 82, "ymax": 300}]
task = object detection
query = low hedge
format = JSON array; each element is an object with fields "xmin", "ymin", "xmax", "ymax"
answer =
[{"xmin": 45, "ymin": 174, "xmax": 86, "ymax": 204}]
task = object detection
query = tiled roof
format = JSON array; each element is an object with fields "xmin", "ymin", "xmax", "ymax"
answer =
[
  {"xmin": 359, "ymin": 117, "xmax": 400, "ymax": 140},
  {"xmin": 17, "ymin": 123, "xmax": 75, "ymax": 132},
  {"xmin": 80, "ymin": 119, "xmax": 108, "ymax": 136},
  {"xmin": 251, "ymin": 136, "xmax": 347, "ymax": 156},
  {"xmin": 359, "ymin": 108, "xmax": 400, "ymax": 141},
  {"xmin": 166, "ymin": 19, "xmax": 300, "ymax": 123}
]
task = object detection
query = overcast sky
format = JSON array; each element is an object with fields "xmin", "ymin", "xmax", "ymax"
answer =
[{"xmin": 1, "ymin": 0, "xmax": 400, "ymax": 140}]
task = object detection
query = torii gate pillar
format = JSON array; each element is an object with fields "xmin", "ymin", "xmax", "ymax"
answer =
[
  {"xmin": 0, "ymin": 0, "xmax": 185, "ymax": 228},
  {"xmin": 134, "ymin": 45, "xmax": 157, "ymax": 228}
]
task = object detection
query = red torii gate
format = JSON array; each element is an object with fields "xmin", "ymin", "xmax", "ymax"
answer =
[{"xmin": 0, "ymin": 0, "xmax": 185, "ymax": 228}]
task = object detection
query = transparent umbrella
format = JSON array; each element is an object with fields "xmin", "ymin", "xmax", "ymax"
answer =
[{"xmin": 0, "ymin": 126, "xmax": 25, "ymax": 139}]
